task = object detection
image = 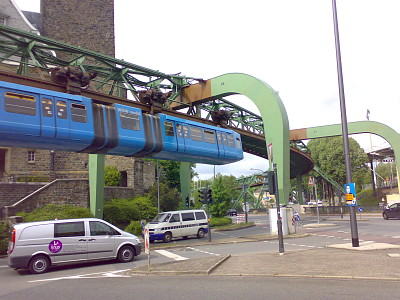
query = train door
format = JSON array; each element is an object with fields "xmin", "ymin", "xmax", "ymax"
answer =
[
  {"xmin": 55, "ymin": 98, "xmax": 70, "ymax": 139},
  {"xmin": 175, "ymin": 123, "xmax": 186, "ymax": 153},
  {"xmin": 161, "ymin": 120, "xmax": 178, "ymax": 152},
  {"xmin": 216, "ymin": 132, "xmax": 226, "ymax": 157},
  {"xmin": 40, "ymin": 96, "xmax": 56, "ymax": 137}
]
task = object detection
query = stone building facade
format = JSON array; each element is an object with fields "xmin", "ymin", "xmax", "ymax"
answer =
[{"xmin": 0, "ymin": 0, "xmax": 156, "ymax": 217}]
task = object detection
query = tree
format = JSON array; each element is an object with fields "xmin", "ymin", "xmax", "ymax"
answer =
[
  {"xmin": 307, "ymin": 137, "xmax": 369, "ymax": 192},
  {"xmin": 376, "ymin": 162, "xmax": 397, "ymax": 188},
  {"xmin": 209, "ymin": 174, "xmax": 240, "ymax": 217}
]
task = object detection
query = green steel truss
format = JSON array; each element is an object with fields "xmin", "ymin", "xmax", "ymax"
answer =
[{"xmin": 0, "ymin": 25, "xmax": 313, "ymax": 156}]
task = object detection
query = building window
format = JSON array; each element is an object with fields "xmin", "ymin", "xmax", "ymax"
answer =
[{"xmin": 28, "ymin": 151, "xmax": 35, "ymax": 163}]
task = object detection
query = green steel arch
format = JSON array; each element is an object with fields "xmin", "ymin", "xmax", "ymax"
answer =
[{"xmin": 293, "ymin": 121, "xmax": 400, "ymax": 188}]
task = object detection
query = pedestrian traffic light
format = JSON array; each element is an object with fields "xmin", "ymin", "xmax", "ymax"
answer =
[
  {"xmin": 266, "ymin": 170, "xmax": 276, "ymax": 195},
  {"xmin": 206, "ymin": 188, "xmax": 213, "ymax": 204}
]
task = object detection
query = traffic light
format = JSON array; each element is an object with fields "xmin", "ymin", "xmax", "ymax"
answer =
[
  {"xmin": 206, "ymin": 188, "xmax": 213, "ymax": 204},
  {"xmin": 266, "ymin": 170, "xmax": 277, "ymax": 195},
  {"xmin": 185, "ymin": 196, "xmax": 190, "ymax": 208},
  {"xmin": 198, "ymin": 188, "xmax": 207, "ymax": 203}
]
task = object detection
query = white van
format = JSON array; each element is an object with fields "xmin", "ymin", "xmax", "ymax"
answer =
[
  {"xmin": 8, "ymin": 218, "xmax": 142, "ymax": 274},
  {"xmin": 145, "ymin": 209, "xmax": 208, "ymax": 243}
]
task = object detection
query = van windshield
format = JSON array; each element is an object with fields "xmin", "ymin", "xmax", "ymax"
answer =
[{"xmin": 152, "ymin": 213, "xmax": 171, "ymax": 223}]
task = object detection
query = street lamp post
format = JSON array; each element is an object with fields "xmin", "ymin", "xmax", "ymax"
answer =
[{"xmin": 332, "ymin": 0, "xmax": 359, "ymax": 247}]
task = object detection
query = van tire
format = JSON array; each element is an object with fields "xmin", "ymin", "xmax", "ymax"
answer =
[
  {"xmin": 163, "ymin": 232, "xmax": 172, "ymax": 243},
  {"xmin": 117, "ymin": 245, "xmax": 135, "ymax": 263},
  {"xmin": 29, "ymin": 255, "xmax": 50, "ymax": 274},
  {"xmin": 197, "ymin": 228, "xmax": 205, "ymax": 239}
]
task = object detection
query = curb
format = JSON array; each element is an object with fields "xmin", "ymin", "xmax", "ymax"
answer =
[{"xmin": 130, "ymin": 255, "xmax": 231, "ymax": 276}]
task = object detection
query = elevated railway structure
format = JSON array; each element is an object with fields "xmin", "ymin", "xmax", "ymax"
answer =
[{"xmin": 0, "ymin": 25, "xmax": 316, "ymax": 215}]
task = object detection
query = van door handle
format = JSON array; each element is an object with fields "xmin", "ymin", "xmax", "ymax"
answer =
[
  {"xmin": 79, "ymin": 239, "xmax": 87, "ymax": 241},
  {"xmin": 88, "ymin": 238, "xmax": 96, "ymax": 241}
]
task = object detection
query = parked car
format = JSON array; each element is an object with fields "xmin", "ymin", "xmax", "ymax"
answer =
[
  {"xmin": 8, "ymin": 218, "xmax": 142, "ymax": 274},
  {"xmin": 383, "ymin": 203, "xmax": 400, "ymax": 220},
  {"xmin": 227, "ymin": 209, "xmax": 237, "ymax": 216}
]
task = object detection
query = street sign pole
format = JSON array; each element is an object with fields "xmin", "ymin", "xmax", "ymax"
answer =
[
  {"xmin": 273, "ymin": 164, "xmax": 285, "ymax": 254},
  {"xmin": 144, "ymin": 227, "xmax": 150, "ymax": 269}
]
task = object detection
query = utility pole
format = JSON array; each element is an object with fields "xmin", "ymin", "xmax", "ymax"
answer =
[{"xmin": 332, "ymin": 0, "xmax": 359, "ymax": 247}]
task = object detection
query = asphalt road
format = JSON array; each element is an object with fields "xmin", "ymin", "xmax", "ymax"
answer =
[{"xmin": 2, "ymin": 213, "xmax": 400, "ymax": 299}]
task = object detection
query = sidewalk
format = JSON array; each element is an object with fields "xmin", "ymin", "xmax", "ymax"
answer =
[{"xmin": 131, "ymin": 227, "xmax": 400, "ymax": 280}]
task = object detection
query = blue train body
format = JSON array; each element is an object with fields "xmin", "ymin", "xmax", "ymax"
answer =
[{"xmin": 0, "ymin": 81, "xmax": 243, "ymax": 165}]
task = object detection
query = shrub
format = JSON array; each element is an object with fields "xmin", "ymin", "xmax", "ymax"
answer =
[
  {"xmin": 104, "ymin": 166, "xmax": 121, "ymax": 186},
  {"xmin": 210, "ymin": 217, "xmax": 232, "ymax": 227},
  {"xmin": 18, "ymin": 204, "xmax": 93, "ymax": 222},
  {"xmin": 129, "ymin": 197, "xmax": 158, "ymax": 220},
  {"xmin": 0, "ymin": 222, "xmax": 9, "ymax": 255},
  {"xmin": 125, "ymin": 220, "xmax": 143, "ymax": 236},
  {"xmin": 103, "ymin": 199, "xmax": 141, "ymax": 226}
]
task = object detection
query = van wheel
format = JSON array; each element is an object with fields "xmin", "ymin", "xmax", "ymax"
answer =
[
  {"xmin": 163, "ymin": 232, "xmax": 172, "ymax": 243},
  {"xmin": 117, "ymin": 245, "xmax": 135, "ymax": 263},
  {"xmin": 29, "ymin": 255, "xmax": 50, "ymax": 274},
  {"xmin": 197, "ymin": 228, "xmax": 205, "ymax": 239}
]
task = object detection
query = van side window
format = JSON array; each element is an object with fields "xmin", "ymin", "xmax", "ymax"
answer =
[
  {"xmin": 169, "ymin": 214, "xmax": 181, "ymax": 223},
  {"xmin": 181, "ymin": 212, "xmax": 195, "ymax": 221},
  {"xmin": 89, "ymin": 221, "xmax": 120, "ymax": 236},
  {"xmin": 54, "ymin": 222, "xmax": 85, "ymax": 237},
  {"xmin": 195, "ymin": 211, "xmax": 207, "ymax": 220}
]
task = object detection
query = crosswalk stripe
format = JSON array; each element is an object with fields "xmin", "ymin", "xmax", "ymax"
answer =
[{"xmin": 155, "ymin": 249, "xmax": 188, "ymax": 261}]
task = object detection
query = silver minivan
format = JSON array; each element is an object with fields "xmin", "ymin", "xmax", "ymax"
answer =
[{"xmin": 8, "ymin": 218, "xmax": 142, "ymax": 274}]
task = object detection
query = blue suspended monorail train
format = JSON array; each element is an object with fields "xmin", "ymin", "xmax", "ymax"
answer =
[{"xmin": 0, "ymin": 81, "xmax": 243, "ymax": 165}]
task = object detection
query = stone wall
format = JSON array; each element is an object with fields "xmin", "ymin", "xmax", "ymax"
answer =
[
  {"xmin": 4, "ymin": 179, "xmax": 90, "ymax": 219},
  {"xmin": 41, "ymin": 0, "xmax": 115, "ymax": 57}
]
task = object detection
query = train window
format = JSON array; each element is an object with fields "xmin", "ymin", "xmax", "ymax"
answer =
[
  {"xmin": 222, "ymin": 133, "xmax": 228, "ymax": 145},
  {"xmin": 71, "ymin": 103, "xmax": 87, "ymax": 123},
  {"xmin": 164, "ymin": 122, "xmax": 175, "ymax": 137},
  {"xmin": 217, "ymin": 132, "xmax": 223, "ymax": 144},
  {"xmin": 56, "ymin": 100, "xmax": 67, "ymax": 119},
  {"xmin": 4, "ymin": 92, "xmax": 36, "ymax": 116},
  {"xmin": 204, "ymin": 130, "xmax": 216, "ymax": 144},
  {"xmin": 41, "ymin": 98, "xmax": 53, "ymax": 117},
  {"xmin": 236, "ymin": 137, "xmax": 242, "ymax": 149},
  {"xmin": 190, "ymin": 126, "xmax": 203, "ymax": 142},
  {"xmin": 227, "ymin": 135, "xmax": 235, "ymax": 147},
  {"xmin": 176, "ymin": 124, "xmax": 183, "ymax": 137},
  {"xmin": 183, "ymin": 126, "xmax": 190, "ymax": 139},
  {"xmin": 120, "ymin": 112, "xmax": 140, "ymax": 130}
]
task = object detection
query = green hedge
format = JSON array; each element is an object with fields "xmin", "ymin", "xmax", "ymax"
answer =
[
  {"xmin": 0, "ymin": 222, "xmax": 9, "ymax": 255},
  {"xmin": 18, "ymin": 204, "xmax": 93, "ymax": 222},
  {"xmin": 210, "ymin": 217, "xmax": 232, "ymax": 227}
]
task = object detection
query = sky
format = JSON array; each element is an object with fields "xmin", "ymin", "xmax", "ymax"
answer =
[{"xmin": 13, "ymin": 0, "xmax": 400, "ymax": 180}]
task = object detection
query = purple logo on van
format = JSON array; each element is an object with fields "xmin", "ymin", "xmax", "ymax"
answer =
[{"xmin": 49, "ymin": 240, "xmax": 62, "ymax": 253}]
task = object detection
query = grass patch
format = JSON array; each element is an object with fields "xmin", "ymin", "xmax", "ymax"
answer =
[{"xmin": 213, "ymin": 222, "xmax": 255, "ymax": 231}]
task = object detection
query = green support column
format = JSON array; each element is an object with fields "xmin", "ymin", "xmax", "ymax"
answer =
[
  {"xmin": 210, "ymin": 73, "xmax": 291, "ymax": 203},
  {"xmin": 89, "ymin": 154, "xmax": 105, "ymax": 218},
  {"xmin": 180, "ymin": 162, "xmax": 191, "ymax": 208},
  {"xmin": 296, "ymin": 174, "xmax": 304, "ymax": 204}
]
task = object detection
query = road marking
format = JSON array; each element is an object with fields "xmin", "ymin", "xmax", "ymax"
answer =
[
  {"xmin": 28, "ymin": 269, "xmax": 131, "ymax": 283},
  {"xmin": 155, "ymin": 249, "xmax": 188, "ymax": 261},
  {"xmin": 186, "ymin": 247, "xmax": 220, "ymax": 256}
]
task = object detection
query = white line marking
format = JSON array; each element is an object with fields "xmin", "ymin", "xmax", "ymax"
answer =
[
  {"xmin": 186, "ymin": 247, "xmax": 220, "ymax": 256},
  {"xmin": 155, "ymin": 249, "xmax": 188, "ymax": 261}
]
